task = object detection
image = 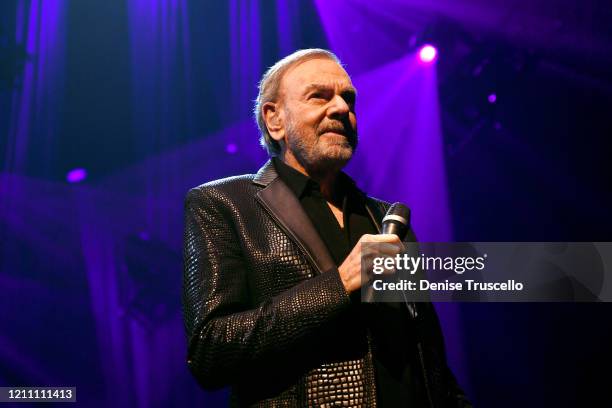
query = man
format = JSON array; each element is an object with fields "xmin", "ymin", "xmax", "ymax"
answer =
[{"xmin": 183, "ymin": 49, "xmax": 470, "ymax": 407}]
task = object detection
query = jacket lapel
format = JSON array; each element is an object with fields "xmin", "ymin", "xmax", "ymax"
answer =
[
  {"xmin": 253, "ymin": 160, "xmax": 336, "ymax": 275},
  {"xmin": 364, "ymin": 198, "xmax": 383, "ymax": 233}
]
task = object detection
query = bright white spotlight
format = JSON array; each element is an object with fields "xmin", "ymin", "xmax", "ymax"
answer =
[{"xmin": 418, "ymin": 44, "xmax": 437, "ymax": 63}]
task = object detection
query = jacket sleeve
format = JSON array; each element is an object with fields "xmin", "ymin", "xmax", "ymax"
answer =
[{"xmin": 182, "ymin": 187, "xmax": 352, "ymax": 390}]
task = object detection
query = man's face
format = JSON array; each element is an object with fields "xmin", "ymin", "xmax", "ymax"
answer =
[{"xmin": 278, "ymin": 57, "xmax": 358, "ymax": 174}]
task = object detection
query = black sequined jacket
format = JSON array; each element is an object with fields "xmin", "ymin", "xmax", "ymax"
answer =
[{"xmin": 182, "ymin": 160, "xmax": 471, "ymax": 407}]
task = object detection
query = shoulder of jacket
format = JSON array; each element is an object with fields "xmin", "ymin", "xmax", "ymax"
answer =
[
  {"xmin": 184, "ymin": 174, "xmax": 260, "ymax": 209},
  {"xmin": 188, "ymin": 174, "xmax": 255, "ymax": 194}
]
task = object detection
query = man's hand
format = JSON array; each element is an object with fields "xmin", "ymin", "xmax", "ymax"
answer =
[{"xmin": 338, "ymin": 234, "xmax": 404, "ymax": 293}]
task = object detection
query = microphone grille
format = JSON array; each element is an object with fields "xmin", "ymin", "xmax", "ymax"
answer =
[{"xmin": 384, "ymin": 202, "xmax": 411, "ymax": 226}]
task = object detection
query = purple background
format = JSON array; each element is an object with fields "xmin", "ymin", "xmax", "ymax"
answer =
[{"xmin": 1, "ymin": 0, "xmax": 611, "ymax": 406}]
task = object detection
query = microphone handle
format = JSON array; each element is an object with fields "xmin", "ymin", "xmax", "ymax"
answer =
[
  {"xmin": 382, "ymin": 221, "xmax": 407, "ymax": 240},
  {"xmin": 371, "ymin": 222, "xmax": 418, "ymax": 319},
  {"xmin": 364, "ymin": 222, "xmax": 406, "ymax": 302}
]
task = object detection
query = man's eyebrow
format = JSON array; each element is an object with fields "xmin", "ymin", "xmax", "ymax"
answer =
[{"xmin": 302, "ymin": 83, "xmax": 357, "ymax": 95}]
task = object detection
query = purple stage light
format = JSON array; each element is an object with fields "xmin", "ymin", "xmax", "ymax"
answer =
[
  {"xmin": 226, "ymin": 143, "xmax": 238, "ymax": 154},
  {"xmin": 488, "ymin": 93, "xmax": 497, "ymax": 103},
  {"xmin": 418, "ymin": 45, "xmax": 437, "ymax": 63},
  {"xmin": 66, "ymin": 168, "xmax": 87, "ymax": 183}
]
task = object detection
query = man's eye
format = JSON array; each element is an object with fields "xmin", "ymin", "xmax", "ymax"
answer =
[{"xmin": 342, "ymin": 92, "xmax": 356, "ymax": 106}]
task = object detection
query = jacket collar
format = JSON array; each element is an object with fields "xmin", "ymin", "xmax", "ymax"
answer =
[
  {"xmin": 253, "ymin": 160, "xmax": 277, "ymax": 187},
  {"xmin": 253, "ymin": 160, "xmax": 383, "ymax": 274}
]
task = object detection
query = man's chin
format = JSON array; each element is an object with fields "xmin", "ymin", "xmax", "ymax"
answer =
[{"xmin": 315, "ymin": 147, "xmax": 354, "ymax": 170}]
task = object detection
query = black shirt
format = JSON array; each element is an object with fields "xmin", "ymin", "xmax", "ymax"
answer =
[
  {"xmin": 272, "ymin": 157, "xmax": 375, "ymax": 265},
  {"xmin": 272, "ymin": 158, "xmax": 426, "ymax": 407}
]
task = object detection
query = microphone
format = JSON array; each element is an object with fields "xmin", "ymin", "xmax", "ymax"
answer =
[
  {"xmin": 381, "ymin": 202, "xmax": 410, "ymax": 240},
  {"xmin": 364, "ymin": 203, "xmax": 412, "ymax": 303},
  {"xmin": 381, "ymin": 202, "xmax": 419, "ymax": 319}
]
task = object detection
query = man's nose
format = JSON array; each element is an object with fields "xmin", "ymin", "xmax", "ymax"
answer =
[{"xmin": 327, "ymin": 94, "xmax": 350, "ymax": 117}]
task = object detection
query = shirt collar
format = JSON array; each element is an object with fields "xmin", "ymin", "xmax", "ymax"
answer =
[
  {"xmin": 272, "ymin": 157, "xmax": 315, "ymax": 198},
  {"xmin": 271, "ymin": 157, "xmax": 363, "ymax": 201}
]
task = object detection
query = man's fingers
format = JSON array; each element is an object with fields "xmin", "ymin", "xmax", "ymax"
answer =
[
  {"xmin": 360, "ymin": 233, "xmax": 402, "ymax": 244},
  {"xmin": 379, "ymin": 242, "xmax": 404, "ymax": 253},
  {"xmin": 361, "ymin": 245, "xmax": 401, "ymax": 261},
  {"xmin": 363, "ymin": 242, "xmax": 404, "ymax": 256}
]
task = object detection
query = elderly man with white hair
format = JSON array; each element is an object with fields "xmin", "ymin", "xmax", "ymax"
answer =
[{"xmin": 182, "ymin": 48, "xmax": 470, "ymax": 407}]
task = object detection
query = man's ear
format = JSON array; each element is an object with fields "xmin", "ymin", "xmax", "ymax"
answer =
[{"xmin": 262, "ymin": 102, "xmax": 284, "ymax": 142}]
